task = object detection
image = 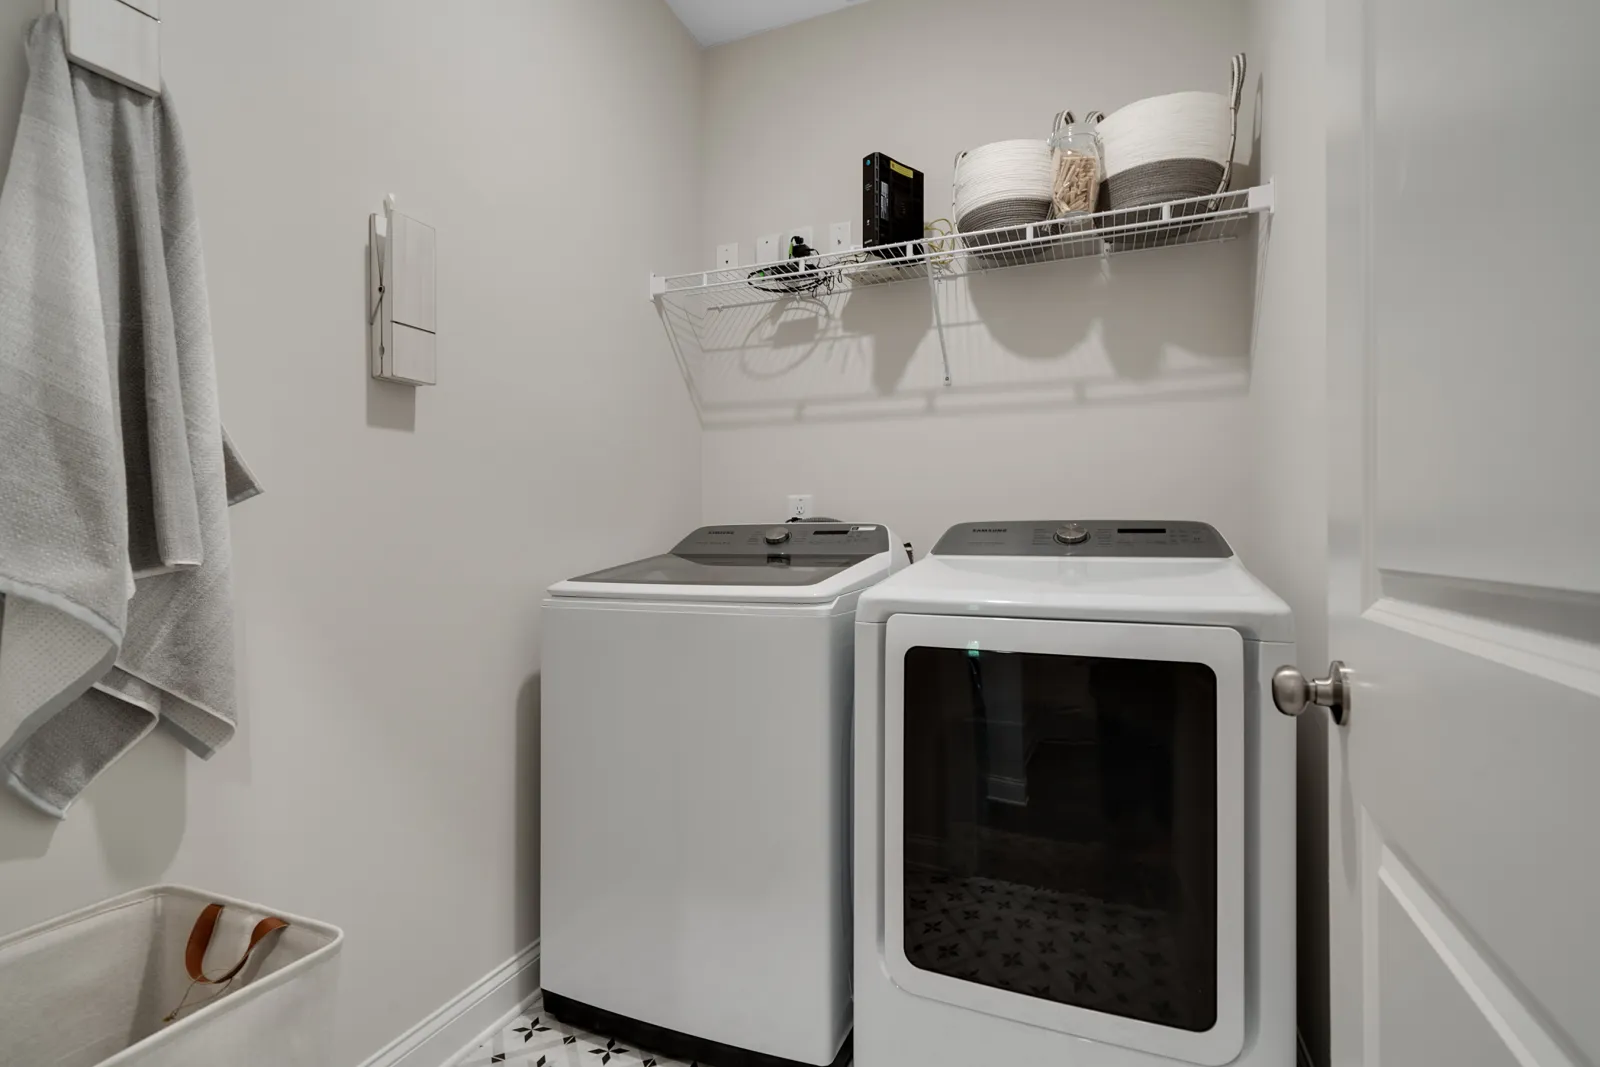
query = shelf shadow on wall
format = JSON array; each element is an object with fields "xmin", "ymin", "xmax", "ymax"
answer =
[
  {"xmin": 660, "ymin": 237, "xmax": 1258, "ymax": 427},
  {"xmin": 662, "ymin": 279, "xmax": 930, "ymax": 398}
]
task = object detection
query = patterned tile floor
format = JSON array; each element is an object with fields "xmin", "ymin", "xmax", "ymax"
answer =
[
  {"xmin": 453, "ymin": 981, "xmax": 1290, "ymax": 1067},
  {"xmin": 457, "ymin": 997, "xmax": 697, "ymax": 1067}
]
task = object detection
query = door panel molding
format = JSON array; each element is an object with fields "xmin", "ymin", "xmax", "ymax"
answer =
[
  {"xmin": 1361, "ymin": 813, "xmax": 1579, "ymax": 1067},
  {"xmin": 1379, "ymin": 570, "xmax": 1600, "ymax": 647},
  {"xmin": 1366, "ymin": 591, "xmax": 1600, "ymax": 699}
]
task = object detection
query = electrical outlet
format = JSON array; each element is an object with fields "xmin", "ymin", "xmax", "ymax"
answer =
[
  {"xmin": 830, "ymin": 222, "xmax": 852, "ymax": 251},
  {"xmin": 784, "ymin": 226, "xmax": 815, "ymax": 257},
  {"xmin": 757, "ymin": 233, "xmax": 780, "ymax": 264},
  {"xmin": 716, "ymin": 243, "xmax": 739, "ymax": 269},
  {"xmin": 787, "ymin": 494, "xmax": 815, "ymax": 521}
]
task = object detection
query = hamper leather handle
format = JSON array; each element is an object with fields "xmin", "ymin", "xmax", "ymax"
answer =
[
  {"xmin": 162, "ymin": 903, "xmax": 291, "ymax": 1024},
  {"xmin": 185, "ymin": 903, "xmax": 290, "ymax": 985}
]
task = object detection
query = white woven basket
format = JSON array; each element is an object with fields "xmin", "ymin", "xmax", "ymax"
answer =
[
  {"xmin": 0, "ymin": 886, "xmax": 344, "ymax": 1067},
  {"xmin": 953, "ymin": 140, "xmax": 1054, "ymax": 256},
  {"xmin": 1099, "ymin": 53, "xmax": 1246, "ymax": 210}
]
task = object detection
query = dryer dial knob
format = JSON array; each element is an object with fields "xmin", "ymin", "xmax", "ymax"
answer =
[
  {"xmin": 1054, "ymin": 524, "xmax": 1090, "ymax": 545},
  {"xmin": 764, "ymin": 527, "xmax": 792, "ymax": 545}
]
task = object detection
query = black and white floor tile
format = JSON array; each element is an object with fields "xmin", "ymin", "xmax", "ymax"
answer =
[{"xmin": 456, "ymin": 997, "xmax": 697, "ymax": 1067}]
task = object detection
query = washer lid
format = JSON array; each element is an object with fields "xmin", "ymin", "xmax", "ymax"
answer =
[
  {"xmin": 859, "ymin": 523, "xmax": 1292, "ymax": 641},
  {"xmin": 550, "ymin": 523, "xmax": 900, "ymax": 603}
]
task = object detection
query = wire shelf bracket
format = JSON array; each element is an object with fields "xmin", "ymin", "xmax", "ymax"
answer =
[{"xmin": 651, "ymin": 181, "xmax": 1274, "ymax": 389}]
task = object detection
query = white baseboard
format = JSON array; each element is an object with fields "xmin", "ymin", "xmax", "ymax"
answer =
[{"xmin": 358, "ymin": 941, "xmax": 540, "ymax": 1067}]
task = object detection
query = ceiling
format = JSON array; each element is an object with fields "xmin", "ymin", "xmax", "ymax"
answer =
[{"xmin": 664, "ymin": 0, "xmax": 874, "ymax": 47}]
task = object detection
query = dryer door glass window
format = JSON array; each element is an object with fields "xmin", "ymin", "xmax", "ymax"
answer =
[{"xmin": 901, "ymin": 648, "xmax": 1218, "ymax": 1032}]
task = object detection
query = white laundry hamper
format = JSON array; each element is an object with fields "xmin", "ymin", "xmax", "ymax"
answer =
[{"xmin": 0, "ymin": 885, "xmax": 343, "ymax": 1067}]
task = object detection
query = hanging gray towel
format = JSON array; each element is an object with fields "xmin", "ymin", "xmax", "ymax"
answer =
[
  {"xmin": 0, "ymin": 15, "xmax": 261, "ymax": 818},
  {"xmin": 0, "ymin": 14, "xmax": 129, "ymax": 813}
]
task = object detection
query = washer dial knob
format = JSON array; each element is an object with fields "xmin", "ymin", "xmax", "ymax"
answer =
[{"xmin": 1054, "ymin": 524, "xmax": 1090, "ymax": 545}]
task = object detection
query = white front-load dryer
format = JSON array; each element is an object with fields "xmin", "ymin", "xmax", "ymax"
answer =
[
  {"xmin": 542, "ymin": 522, "xmax": 905, "ymax": 1067},
  {"xmin": 854, "ymin": 521, "xmax": 1295, "ymax": 1067}
]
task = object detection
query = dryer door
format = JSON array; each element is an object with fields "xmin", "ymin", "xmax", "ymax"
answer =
[{"xmin": 884, "ymin": 614, "xmax": 1245, "ymax": 1065}]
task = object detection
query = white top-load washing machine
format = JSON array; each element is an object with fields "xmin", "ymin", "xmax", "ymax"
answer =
[
  {"xmin": 542, "ymin": 522, "xmax": 906, "ymax": 1067},
  {"xmin": 854, "ymin": 521, "xmax": 1295, "ymax": 1067}
]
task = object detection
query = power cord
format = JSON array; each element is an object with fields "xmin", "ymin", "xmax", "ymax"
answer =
[
  {"xmin": 925, "ymin": 218, "xmax": 956, "ymax": 269},
  {"xmin": 747, "ymin": 236, "xmax": 834, "ymax": 294},
  {"xmin": 744, "ymin": 235, "xmax": 911, "ymax": 294}
]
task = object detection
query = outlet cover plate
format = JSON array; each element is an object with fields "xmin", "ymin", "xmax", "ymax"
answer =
[
  {"xmin": 716, "ymin": 243, "xmax": 739, "ymax": 269},
  {"xmin": 830, "ymin": 222, "xmax": 852, "ymax": 251}
]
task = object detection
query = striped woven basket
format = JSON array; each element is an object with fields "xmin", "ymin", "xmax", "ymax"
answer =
[{"xmin": 1099, "ymin": 53, "xmax": 1247, "ymax": 212}]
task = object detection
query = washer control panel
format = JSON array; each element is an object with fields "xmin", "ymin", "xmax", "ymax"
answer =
[
  {"xmin": 672, "ymin": 523, "xmax": 889, "ymax": 559},
  {"xmin": 932, "ymin": 521, "xmax": 1232, "ymax": 558}
]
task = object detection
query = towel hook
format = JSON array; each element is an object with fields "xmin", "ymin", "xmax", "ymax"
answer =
[{"xmin": 54, "ymin": 0, "xmax": 163, "ymax": 98}]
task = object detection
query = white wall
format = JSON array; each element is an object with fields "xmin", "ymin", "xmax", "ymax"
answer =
[
  {"xmin": 696, "ymin": 0, "xmax": 1259, "ymax": 558},
  {"xmin": 1246, "ymin": 0, "xmax": 1329, "ymax": 1062},
  {"xmin": 0, "ymin": 2, "xmax": 28, "ymax": 177},
  {"xmin": 0, "ymin": 2, "xmax": 703, "ymax": 1063}
]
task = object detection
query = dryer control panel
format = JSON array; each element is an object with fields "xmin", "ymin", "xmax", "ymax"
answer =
[
  {"xmin": 932, "ymin": 521, "xmax": 1232, "ymax": 558},
  {"xmin": 671, "ymin": 523, "xmax": 890, "ymax": 559}
]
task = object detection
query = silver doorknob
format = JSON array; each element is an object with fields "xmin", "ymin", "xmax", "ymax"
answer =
[{"xmin": 1272, "ymin": 661, "xmax": 1351, "ymax": 726}]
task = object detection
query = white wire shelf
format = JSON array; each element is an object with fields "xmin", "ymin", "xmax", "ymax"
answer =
[
  {"xmin": 652, "ymin": 182, "xmax": 1272, "ymax": 392},
  {"xmin": 653, "ymin": 184, "xmax": 1272, "ymax": 303}
]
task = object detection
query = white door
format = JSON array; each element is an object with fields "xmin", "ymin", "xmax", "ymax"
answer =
[
  {"xmin": 883, "ymin": 613, "xmax": 1247, "ymax": 1065},
  {"xmin": 1323, "ymin": 1, "xmax": 1600, "ymax": 1065}
]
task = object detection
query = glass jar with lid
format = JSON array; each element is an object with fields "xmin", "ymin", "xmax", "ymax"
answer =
[{"xmin": 1048, "ymin": 109, "xmax": 1105, "ymax": 217}]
